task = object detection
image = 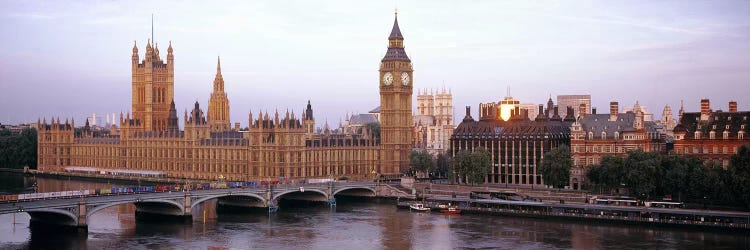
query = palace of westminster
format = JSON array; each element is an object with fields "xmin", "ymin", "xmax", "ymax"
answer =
[
  {"xmin": 34, "ymin": 13, "xmax": 749, "ymax": 187},
  {"xmin": 37, "ymin": 14, "xmax": 416, "ymax": 181}
]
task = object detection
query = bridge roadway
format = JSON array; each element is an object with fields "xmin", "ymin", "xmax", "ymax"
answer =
[{"xmin": 0, "ymin": 182, "xmax": 379, "ymax": 232}]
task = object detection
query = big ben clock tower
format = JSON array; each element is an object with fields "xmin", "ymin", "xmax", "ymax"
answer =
[{"xmin": 379, "ymin": 11, "xmax": 413, "ymax": 175}]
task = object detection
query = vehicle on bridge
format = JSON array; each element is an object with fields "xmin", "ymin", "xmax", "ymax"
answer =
[{"xmin": 0, "ymin": 179, "xmax": 361, "ymax": 203}]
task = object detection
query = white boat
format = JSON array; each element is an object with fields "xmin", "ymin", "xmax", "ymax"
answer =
[{"xmin": 409, "ymin": 203, "xmax": 430, "ymax": 212}]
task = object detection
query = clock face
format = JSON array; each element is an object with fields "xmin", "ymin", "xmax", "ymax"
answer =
[
  {"xmin": 383, "ymin": 72, "xmax": 393, "ymax": 86},
  {"xmin": 401, "ymin": 72, "xmax": 410, "ymax": 86}
]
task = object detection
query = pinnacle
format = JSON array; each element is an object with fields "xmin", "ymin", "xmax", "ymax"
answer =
[{"xmin": 389, "ymin": 12, "xmax": 403, "ymax": 40}]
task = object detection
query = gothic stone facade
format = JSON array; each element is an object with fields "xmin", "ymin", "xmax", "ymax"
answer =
[
  {"xmin": 37, "ymin": 14, "xmax": 410, "ymax": 181},
  {"xmin": 414, "ymin": 87, "xmax": 454, "ymax": 155}
]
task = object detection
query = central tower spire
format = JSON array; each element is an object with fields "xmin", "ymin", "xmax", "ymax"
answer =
[
  {"xmin": 208, "ymin": 55, "xmax": 230, "ymax": 132},
  {"xmin": 214, "ymin": 56, "xmax": 224, "ymax": 92}
]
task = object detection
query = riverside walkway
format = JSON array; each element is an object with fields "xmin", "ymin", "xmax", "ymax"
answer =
[{"xmin": 398, "ymin": 197, "xmax": 750, "ymax": 231}]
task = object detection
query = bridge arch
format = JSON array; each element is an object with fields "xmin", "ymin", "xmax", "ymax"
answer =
[
  {"xmin": 86, "ymin": 199, "xmax": 185, "ymax": 219},
  {"xmin": 332, "ymin": 186, "xmax": 377, "ymax": 197},
  {"xmin": 273, "ymin": 189, "xmax": 329, "ymax": 202},
  {"xmin": 27, "ymin": 208, "xmax": 79, "ymax": 226},
  {"xmin": 191, "ymin": 193, "xmax": 267, "ymax": 209}
]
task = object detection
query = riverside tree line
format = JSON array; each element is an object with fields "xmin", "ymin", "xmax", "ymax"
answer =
[
  {"xmin": 0, "ymin": 128, "xmax": 37, "ymax": 169},
  {"xmin": 409, "ymin": 144, "xmax": 750, "ymax": 208}
]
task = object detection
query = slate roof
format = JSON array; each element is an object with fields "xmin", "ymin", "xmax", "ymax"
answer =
[
  {"xmin": 414, "ymin": 115, "xmax": 435, "ymax": 126},
  {"xmin": 382, "ymin": 15, "xmax": 410, "ymax": 62},
  {"xmin": 578, "ymin": 113, "xmax": 636, "ymax": 139},
  {"xmin": 452, "ymin": 119, "xmax": 571, "ymax": 140},
  {"xmin": 349, "ymin": 114, "xmax": 378, "ymax": 125},
  {"xmin": 382, "ymin": 47, "xmax": 411, "ymax": 62},
  {"xmin": 676, "ymin": 111, "xmax": 749, "ymax": 139}
]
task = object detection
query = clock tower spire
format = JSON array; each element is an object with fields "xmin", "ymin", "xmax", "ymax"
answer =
[{"xmin": 379, "ymin": 11, "xmax": 413, "ymax": 175}]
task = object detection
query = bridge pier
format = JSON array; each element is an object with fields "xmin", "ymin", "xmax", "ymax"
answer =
[
  {"xmin": 77, "ymin": 201, "xmax": 87, "ymax": 228},
  {"xmin": 26, "ymin": 200, "xmax": 89, "ymax": 234},
  {"xmin": 183, "ymin": 192, "xmax": 192, "ymax": 216}
]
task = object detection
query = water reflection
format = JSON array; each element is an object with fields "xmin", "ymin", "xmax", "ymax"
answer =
[{"xmin": 1, "ymin": 172, "xmax": 750, "ymax": 249}]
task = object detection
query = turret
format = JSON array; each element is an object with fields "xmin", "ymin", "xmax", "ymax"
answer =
[
  {"xmin": 248, "ymin": 111, "xmax": 254, "ymax": 129},
  {"xmin": 132, "ymin": 41, "xmax": 139, "ymax": 67},
  {"xmin": 167, "ymin": 100, "xmax": 179, "ymax": 133},
  {"xmin": 145, "ymin": 39, "xmax": 153, "ymax": 64},
  {"xmin": 303, "ymin": 101, "xmax": 315, "ymax": 135},
  {"xmin": 305, "ymin": 100, "xmax": 314, "ymax": 121},
  {"xmin": 167, "ymin": 41, "xmax": 173, "ymax": 55},
  {"xmin": 154, "ymin": 43, "xmax": 160, "ymax": 60}
]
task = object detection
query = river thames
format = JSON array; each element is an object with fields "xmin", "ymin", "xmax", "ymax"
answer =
[{"xmin": 1, "ymin": 172, "xmax": 748, "ymax": 249}]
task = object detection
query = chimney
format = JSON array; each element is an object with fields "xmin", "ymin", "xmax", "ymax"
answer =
[
  {"xmin": 592, "ymin": 107, "xmax": 597, "ymax": 114},
  {"xmin": 701, "ymin": 99, "xmax": 711, "ymax": 115},
  {"xmin": 729, "ymin": 101, "xmax": 738, "ymax": 112},
  {"xmin": 463, "ymin": 105, "xmax": 474, "ymax": 122},
  {"xmin": 535, "ymin": 104, "xmax": 546, "ymax": 121},
  {"xmin": 579, "ymin": 103, "xmax": 587, "ymax": 117},
  {"xmin": 609, "ymin": 102, "xmax": 619, "ymax": 121},
  {"xmin": 551, "ymin": 105, "xmax": 562, "ymax": 121},
  {"xmin": 234, "ymin": 122, "xmax": 240, "ymax": 131}
]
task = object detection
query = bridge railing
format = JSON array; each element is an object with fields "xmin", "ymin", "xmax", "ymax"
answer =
[{"xmin": 0, "ymin": 181, "xmax": 377, "ymax": 204}]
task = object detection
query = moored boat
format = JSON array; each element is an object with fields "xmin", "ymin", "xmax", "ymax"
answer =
[
  {"xmin": 409, "ymin": 203, "xmax": 431, "ymax": 212},
  {"xmin": 439, "ymin": 207, "xmax": 462, "ymax": 214}
]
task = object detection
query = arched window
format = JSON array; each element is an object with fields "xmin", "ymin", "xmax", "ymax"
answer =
[
  {"xmin": 588, "ymin": 132, "xmax": 593, "ymax": 140},
  {"xmin": 614, "ymin": 132, "xmax": 619, "ymax": 140},
  {"xmin": 601, "ymin": 132, "xmax": 606, "ymax": 139}
]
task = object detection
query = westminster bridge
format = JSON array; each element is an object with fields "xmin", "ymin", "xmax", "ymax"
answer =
[{"xmin": 0, "ymin": 182, "xmax": 412, "ymax": 232}]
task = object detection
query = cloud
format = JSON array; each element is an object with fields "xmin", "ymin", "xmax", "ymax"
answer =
[
  {"xmin": 529, "ymin": 11, "xmax": 710, "ymax": 36},
  {"xmin": 7, "ymin": 12, "xmax": 55, "ymax": 20}
]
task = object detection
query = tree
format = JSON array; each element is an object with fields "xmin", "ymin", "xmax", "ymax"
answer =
[
  {"xmin": 434, "ymin": 153, "xmax": 451, "ymax": 178},
  {"xmin": 587, "ymin": 154, "xmax": 625, "ymax": 194},
  {"xmin": 623, "ymin": 150, "xmax": 661, "ymax": 198},
  {"xmin": 452, "ymin": 148, "xmax": 491, "ymax": 185},
  {"xmin": 729, "ymin": 145, "xmax": 750, "ymax": 207},
  {"xmin": 539, "ymin": 145, "xmax": 572, "ymax": 189},
  {"xmin": 409, "ymin": 150, "xmax": 434, "ymax": 177},
  {"xmin": 585, "ymin": 146, "xmax": 750, "ymax": 208},
  {"xmin": 0, "ymin": 128, "xmax": 37, "ymax": 169}
]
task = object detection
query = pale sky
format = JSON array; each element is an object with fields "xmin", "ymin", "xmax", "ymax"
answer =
[{"xmin": 1, "ymin": 0, "xmax": 749, "ymax": 127}]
